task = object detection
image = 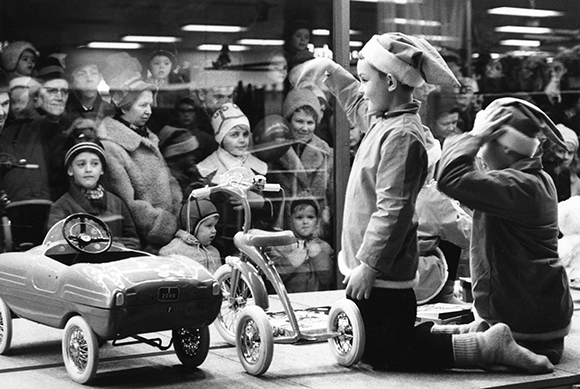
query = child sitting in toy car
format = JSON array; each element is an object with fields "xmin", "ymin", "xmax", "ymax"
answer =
[{"xmin": 48, "ymin": 135, "xmax": 140, "ymax": 250}]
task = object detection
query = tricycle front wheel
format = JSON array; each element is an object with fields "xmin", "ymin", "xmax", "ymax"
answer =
[
  {"xmin": 62, "ymin": 316, "xmax": 99, "ymax": 384},
  {"xmin": 327, "ymin": 299, "xmax": 365, "ymax": 367},
  {"xmin": 0, "ymin": 296, "xmax": 12, "ymax": 354},
  {"xmin": 236, "ymin": 306, "xmax": 273, "ymax": 376},
  {"xmin": 173, "ymin": 326, "xmax": 210, "ymax": 369},
  {"xmin": 213, "ymin": 264, "xmax": 266, "ymax": 346}
]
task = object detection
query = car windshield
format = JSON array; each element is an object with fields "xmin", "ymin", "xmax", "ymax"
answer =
[{"xmin": 43, "ymin": 219, "xmax": 66, "ymax": 245}]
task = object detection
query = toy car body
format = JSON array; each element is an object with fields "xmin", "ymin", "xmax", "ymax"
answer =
[{"xmin": 0, "ymin": 213, "xmax": 221, "ymax": 384}]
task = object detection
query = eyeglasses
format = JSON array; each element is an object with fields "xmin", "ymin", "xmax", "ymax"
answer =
[{"xmin": 43, "ymin": 87, "xmax": 70, "ymax": 97}]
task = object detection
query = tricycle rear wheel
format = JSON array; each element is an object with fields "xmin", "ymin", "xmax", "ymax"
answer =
[
  {"xmin": 236, "ymin": 306, "xmax": 273, "ymax": 376},
  {"xmin": 327, "ymin": 299, "xmax": 365, "ymax": 367},
  {"xmin": 173, "ymin": 326, "xmax": 210, "ymax": 368}
]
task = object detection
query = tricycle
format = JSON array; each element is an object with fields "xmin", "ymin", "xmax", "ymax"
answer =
[
  {"xmin": 0, "ymin": 213, "xmax": 222, "ymax": 384},
  {"xmin": 188, "ymin": 167, "xmax": 365, "ymax": 376}
]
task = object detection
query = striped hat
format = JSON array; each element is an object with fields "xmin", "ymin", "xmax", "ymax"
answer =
[
  {"xmin": 211, "ymin": 103, "xmax": 250, "ymax": 145},
  {"xmin": 64, "ymin": 138, "xmax": 107, "ymax": 169}
]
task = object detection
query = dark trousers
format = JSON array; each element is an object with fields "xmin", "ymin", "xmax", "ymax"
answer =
[{"xmin": 349, "ymin": 287, "xmax": 454, "ymax": 371}]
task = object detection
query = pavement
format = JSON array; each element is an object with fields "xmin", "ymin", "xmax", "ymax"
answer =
[{"xmin": 1, "ymin": 289, "xmax": 580, "ymax": 389}]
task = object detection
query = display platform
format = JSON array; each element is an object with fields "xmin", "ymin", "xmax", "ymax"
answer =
[{"xmin": 0, "ymin": 289, "xmax": 579, "ymax": 389}]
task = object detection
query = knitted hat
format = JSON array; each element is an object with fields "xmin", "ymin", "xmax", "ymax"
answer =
[
  {"xmin": 64, "ymin": 136, "xmax": 107, "ymax": 169},
  {"xmin": 158, "ymin": 126, "xmax": 200, "ymax": 159},
  {"xmin": 488, "ymin": 97, "xmax": 568, "ymax": 157},
  {"xmin": 359, "ymin": 33, "xmax": 460, "ymax": 88},
  {"xmin": 64, "ymin": 48, "xmax": 105, "ymax": 76},
  {"xmin": 283, "ymin": 87, "xmax": 322, "ymax": 124},
  {"xmin": 0, "ymin": 41, "xmax": 39, "ymax": 72},
  {"xmin": 211, "ymin": 103, "xmax": 250, "ymax": 145},
  {"xmin": 110, "ymin": 76, "xmax": 154, "ymax": 108},
  {"xmin": 180, "ymin": 198, "xmax": 219, "ymax": 236},
  {"xmin": 556, "ymin": 123, "xmax": 579, "ymax": 152},
  {"xmin": 35, "ymin": 56, "xmax": 66, "ymax": 82}
]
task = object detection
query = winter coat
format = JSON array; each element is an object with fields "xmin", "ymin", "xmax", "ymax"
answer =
[
  {"xmin": 326, "ymin": 66, "xmax": 427, "ymax": 289},
  {"xmin": 48, "ymin": 183, "xmax": 141, "ymax": 250},
  {"xmin": 159, "ymin": 229, "xmax": 222, "ymax": 274},
  {"xmin": 437, "ymin": 132, "xmax": 573, "ymax": 341},
  {"xmin": 96, "ymin": 116, "xmax": 182, "ymax": 248},
  {"xmin": 266, "ymin": 235, "xmax": 334, "ymax": 293}
]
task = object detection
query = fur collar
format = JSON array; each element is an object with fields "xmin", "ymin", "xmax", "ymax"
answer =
[{"xmin": 97, "ymin": 116, "xmax": 160, "ymax": 153}]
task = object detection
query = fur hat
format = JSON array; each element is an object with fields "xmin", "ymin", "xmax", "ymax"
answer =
[
  {"xmin": 111, "ymin": 76, "xmax": 154, "ymax": 108},
  {"xmin": 35, "ymin": 56, "xmax": 66, "ymax": 82},
  {"xmin": 211, "ymin": 103, "xmax": 250, "ymax": 145},
  {"xmin": 64, "ymin": 136, "xmax": 107, "ymax": 169},
  {"xmin": 283, "ymin": 87, "xmax": 322, "ymax": 124},
  {"xmin": 488, "ymin": 97, "xmax": 568, "ymax": 157},
  {"xmin": 556, "ymin": 123, "xmax": 579, "ymax": 152},
  {"xmin": 359, "ymin": 33, "xmax": 460, "ymax": 88},
  {"xmin": 158, "ymin": 126, "xmax": 200, "ymax": 159},
  {"xmin": 180, "ymin": 198, "xmax": 219, "ymax": 236},
  {"xmin": 100, "ymin": 52, "xmax": 152, "ymax": 107},
  {"xmin": 65, "ymin": 48, "xmax": 105, "ymax": 76},
  {"xmin": 0, "ymin": 41, "xmax": 39, "ymax": 72}
]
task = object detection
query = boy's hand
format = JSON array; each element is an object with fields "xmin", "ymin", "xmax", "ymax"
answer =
[
  {"xmin": 291, "ymin": 57, "xmax": 338, "ymax": 88},
  {"xmin": 469, "ymin": 105, "xmax": 512, "ymax": 143},
  {"xmin": 344, "ymin": 263, "xmax": 377, "ymax": 300}
]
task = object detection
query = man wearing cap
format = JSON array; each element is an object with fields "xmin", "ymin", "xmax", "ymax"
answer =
[
  {"xmin": 437, "ymin": 97, "xmax": 574, "ymax": 365},
  {"xmin": 64, "ymin": 48, "xmax": 114, "ymax": 126},
  {"xmin": 0, "ymin": 56, "xmax": 74, "ymax": 247},
  {"xmin": 296, "ymin": 33, "xmax": 553, "ymax": 374}
]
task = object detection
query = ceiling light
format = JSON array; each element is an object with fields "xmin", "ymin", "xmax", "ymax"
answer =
[
  {"xmin": 417, "ymin": 35, "xmax": 460, "ymax": 42},
  {"xmin": 197, "ymin": 44, "xmax": 248, "ymax": 51},
  {"xmin": 495, "ymin": 26, "xmax": 553, "ymax": 34},
  {"xmin": 182, "ymin": 24, "xmax": 248, "ymax": 33},
  {"xmin": 499, "ymin": 39, "xmax": 541, "ymax": 47},
  {"xmin": 312, "ymin": 29, "xmax": 330, "ymax": 36},
  {"xmin": 488, "ymin": 7, "xmax": 563, "ymax": 18},
  {"xmin": 350, "ymin": 41, "xmax": 364, "ymax": 47},
  {"xmin": 237, "ymin": 39, "xmax": 284, "ymax": 46},
  {"xmin": 385, "ymin": 18, "xmax": 441, "ymax": 27},
  {"xmin": 122, "ymin": 35, "xmax": 182, "ymax": 43},
  {"xmin": 86, "ymin": 42, "xmax": 142, "ymax": 49}
]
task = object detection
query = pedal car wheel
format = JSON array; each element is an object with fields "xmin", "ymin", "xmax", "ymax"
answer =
[
  {"xmin": 0, "ymin": 296, "xmax": 12, "ymax": 354},
  {"xmin": 214, "ymin": 264, "xmax": 264, "ymax": 346},
  {"xmin": 236, "ymin": 306, "xmax": 273, "ymax": 376},
  {"xmin": 173, "ymin": 326, "xmax": 210, "ymax": 369},
  {"xmin": 327, "ymin": 299, "xmax": 365, "ymax": 367},
  {"xmin": 62, "ymin": 316, "xmax": 99, "ymax": 384}
]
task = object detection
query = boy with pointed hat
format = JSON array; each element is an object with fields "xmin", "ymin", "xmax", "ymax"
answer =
[
  {"xmin": 436, "ymin": 97, "xmax": 574, "ymax": 365},
  {"xmin": 295, "ymin": 32, "xmax": 553, "ymax": 373}
]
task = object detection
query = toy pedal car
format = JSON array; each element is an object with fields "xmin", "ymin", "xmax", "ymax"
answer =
[{"xmin": 0, "ymin": 213, "xmax": 221, "ymax": 384}]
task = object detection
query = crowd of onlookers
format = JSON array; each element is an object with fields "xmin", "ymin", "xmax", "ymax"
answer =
[{"xmin": 0, "ymin": 24, "xmax": 579, "ymax": 298}]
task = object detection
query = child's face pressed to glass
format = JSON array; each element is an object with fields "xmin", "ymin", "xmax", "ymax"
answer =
[
  {"xmin": 149, "ymin": 55, "xmax": 172, "ymax": 80},
  {"xmin": 290, "ymin": 110, "xmax": 316, "ymax": 143},
  {"xmin": 291, "ymin": 204, "xmax": 318, "ymax": 239},
  {"xmin": 68, "ymin": 151, "xmax": 103, "ymax": 189},
  {"xmin": 290, "ymin": 28, "xmax": 310, "ymax": 52},
  {"xmin": 196, "ymin": 216, "xmax": 218, "ymax": 247},
  {"xmin": 222, "ymin": 125, "xmax": 250, "ymax": 157}
]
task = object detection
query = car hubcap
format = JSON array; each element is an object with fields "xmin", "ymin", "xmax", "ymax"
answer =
[
  {"xmin": 240, "ymin": 319, "xmax": 261, "ymax": 363},
  {"xmin": 68, "ymin": 327, "xmax": 88, "ymax": 371},
  {"xmin": 333, "ymin": 312, "xmax": 353, "ymax": 355}
]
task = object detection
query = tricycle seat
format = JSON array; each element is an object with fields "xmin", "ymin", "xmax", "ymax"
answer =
[{"xmin": 236, "ymin": 229, "xmax": 296, "ymax": 248}]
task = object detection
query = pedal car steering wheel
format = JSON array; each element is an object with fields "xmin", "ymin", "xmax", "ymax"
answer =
[{"xmin": 62, "ymin": 213, "xmax": 112, "ymax": 254}]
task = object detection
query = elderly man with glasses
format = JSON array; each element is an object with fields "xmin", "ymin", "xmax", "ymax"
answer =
[{"xmin": 0, "ymin": 56, "xmax": 81, "ymax": 248}]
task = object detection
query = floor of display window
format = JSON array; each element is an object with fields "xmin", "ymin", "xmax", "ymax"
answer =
[{"xmin": 1, "ymin": 289, "xmax": 579, "ymax": 389}]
